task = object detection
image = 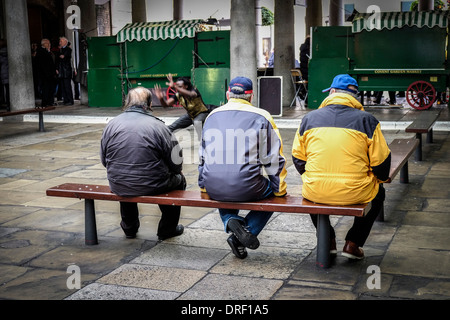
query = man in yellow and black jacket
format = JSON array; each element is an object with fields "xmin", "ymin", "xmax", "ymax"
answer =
[{"xmin": 292, "ymin": 74, "xmax": 391, "ymax": 260}]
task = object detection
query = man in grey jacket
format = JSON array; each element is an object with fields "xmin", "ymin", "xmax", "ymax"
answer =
[{"xmin": 101, "ymin": 87, "xmax": 185, "ymax": 240}]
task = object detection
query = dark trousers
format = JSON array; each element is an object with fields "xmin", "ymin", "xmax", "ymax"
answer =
[
  {"xmin": 119, "ymin": 173, "xmax": 186, "ymax": 238},
  {"xmin": 168, "ymin": 112, "xmax": 208, "ymax": 140},
  {"xmin": 310, "ymin": 184, "xmax": 385, "ymax": 248},
  {"xmin": 0, "ymin": 83, "xmax": 9, "ymax": 109},
  {"xmin": 40, "ymin": 78, "xmax": 55, "ymax": 107},
  {"xmin": 60, "ymin": 77, "xmax": 73, "ymax": 104}
]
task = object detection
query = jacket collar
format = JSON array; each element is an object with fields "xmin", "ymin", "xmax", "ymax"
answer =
[{"xmin": 318, "ymin": 92, "xmax": 364, "ymax": 111}]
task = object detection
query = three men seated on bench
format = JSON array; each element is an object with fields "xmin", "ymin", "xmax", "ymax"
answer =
[
  {"xmin": 99, "ymin": 74, "xmax": 391, "ymax": 262},
  {"xmin": 292, "ymin": 74, "xmax": 391, "ymax": 259}
]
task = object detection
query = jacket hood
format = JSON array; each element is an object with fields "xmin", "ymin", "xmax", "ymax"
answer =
[{"xmin": 318, "ymin": 92, "xmax": 364, "ymax": 111}]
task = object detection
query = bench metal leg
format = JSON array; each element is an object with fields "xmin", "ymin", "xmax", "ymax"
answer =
[
  {"xmin": 316, "ymin": 214, "xmax": 331, "ymax": 268},
  {"xmin": 415, "ymin": 133, "xmax": 422, "ymax": 161},
  {"xmin": 38, "ymin": 111, "xmax": 45, "ymax": 132},
  {"xmin": 426, "ymin": 128, "xmax": 433, "ymax": 144},
  {"xmin": 85, "ymin": 199, "xmax": 98, "ymax": 245},
  {"xmin": 400, "ymin": 162, "xmax": 409, "ymax": 184}
]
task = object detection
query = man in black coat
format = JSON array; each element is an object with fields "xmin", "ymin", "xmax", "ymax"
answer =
[
  {"xmin": 35, "ymin": 39, "xmax": 57, "ymax": 108},
  {"xmin": 58, "ymin": 37, "xmax": 74, "ymax": 106},
  {"xmin": 100, "ymin": 87, "xmax": 185, "ymax": 240}
]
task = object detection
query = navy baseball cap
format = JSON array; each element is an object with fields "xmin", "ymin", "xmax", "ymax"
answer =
[
  {"xmin": 228, "ymin": 77, "xmax": 253, "ymax": 94},
  {"xmin": 322, "ymin": 74, "xmax": 359, "ymax": 93}
]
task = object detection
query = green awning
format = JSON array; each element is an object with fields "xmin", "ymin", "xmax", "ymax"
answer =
[
  {"xmin": 352, "ymin": 11, "xmax": 450, "ymax": 33},
  {"xmin": 117, "ymin": 19, "xmax": 204, "ymax": 43}
]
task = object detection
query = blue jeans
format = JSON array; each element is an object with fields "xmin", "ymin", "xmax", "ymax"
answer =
[{"xmin": 219, "ymin": 181, "xmax": 274, "ymax": 236}]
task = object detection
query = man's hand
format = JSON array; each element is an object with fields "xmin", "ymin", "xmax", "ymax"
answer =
[
  {"xmin": 154, "ymin": 84, "xmax": 164, "ymax": 99},
  {"xmin": 166, "ymin": 73, "xmax": 174, "ymax": 88}
]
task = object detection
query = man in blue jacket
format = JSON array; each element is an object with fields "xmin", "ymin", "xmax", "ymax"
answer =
[
  {"xmin": 199, "ymin": 77, "xmax": 287, "ymax": 259},
  {"xmin": 101, "ymin": 87, "xmax": 185, "ymax": 240}
]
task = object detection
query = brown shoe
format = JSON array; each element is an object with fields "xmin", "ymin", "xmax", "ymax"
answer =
[{"xmin": 342, "ymin": 240, "xmax": 364, "ymax": 260}]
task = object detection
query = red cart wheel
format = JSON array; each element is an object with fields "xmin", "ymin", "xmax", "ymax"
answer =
[
  {"xmin": 166, "ymin": 87, "xmax": 181, "ymax": 107},
  {"xmin": 406, "ymin": 81, "xmax": 436, "ymax": 110}
]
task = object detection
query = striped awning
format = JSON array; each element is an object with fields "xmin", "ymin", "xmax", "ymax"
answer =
[
  {"xmin": 352, "ymin": 11, "xmax": 450, "ymax": 33},
  {"xmin": 117, "ymin": 19, "xmax": 204, "ymax": 43}
]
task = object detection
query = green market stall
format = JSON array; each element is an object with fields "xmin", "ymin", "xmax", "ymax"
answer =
[
  {"xmin": 87, "ymin": 19, "xmax": 230, "ymax": 107},
  {"xmin": 308, "ymin": 11, "xmax": 450, "ymax": 109}
]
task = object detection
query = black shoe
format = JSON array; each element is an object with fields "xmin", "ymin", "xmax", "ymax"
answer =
[
  {"xmin": 158, "ymin": 224, "xmax": 184, "ymax": 241},
  {"xmin": 227, "ymin": 234, "xmax": 247, "ymax": 259},
  {"xmin": 120, "ymin": 220, "xmax": 140, "ymax": 239},
  {"xmin": 227, "ymin": 219, "xmax": 259, "ymax": 250}
]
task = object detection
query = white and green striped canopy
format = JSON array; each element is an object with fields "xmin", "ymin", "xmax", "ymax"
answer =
[
  {"xmin": 117, "ymin": 19, "xmax": 204, "ymax": 43},
  {"xmin": 352, "ymin": 11, "xmax": 450, "ymax": 33}
]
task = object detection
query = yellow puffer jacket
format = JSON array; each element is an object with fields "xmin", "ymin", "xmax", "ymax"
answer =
[{"xmin": 292, "ymin": 93, "xmax": 391, "ymax": 205}]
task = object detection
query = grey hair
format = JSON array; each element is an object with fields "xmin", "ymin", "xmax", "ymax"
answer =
[
  {"xmin": 123, "ymin": 87, "xmax": 153, "ymax": 111},
  {"xmin": 228, "ymin": 92, "xmax": 252, "ymax": 101},
  {"xmin": 332, "ymin": 88, "xmax": 359, "ymax": 99}
]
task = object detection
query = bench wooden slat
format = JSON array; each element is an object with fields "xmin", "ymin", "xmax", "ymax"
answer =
[
  {"xmin": 0, "ymin": 106, "xmax": 56, "ymax": 132},
  {"xmin": 405, "ymin": 111, "xmax": 440, "ymax": 161},
  {"xmin": 46, "ymin": 183, "xmax": 370, "ymax": 217},
  {"xmin": 387, "ymin": 138, "xmax": 419, "ymax": 183},
  {"xmin": 405, "ymin": 111, "xmax": 440, "ymax": 133},
  {"xmin": 0, "ymin": 106, "xmax": 55, "ymax": 117}
]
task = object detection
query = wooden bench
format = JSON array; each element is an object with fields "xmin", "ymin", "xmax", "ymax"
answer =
[
  {"xmin": 0, "ymin": 106, "xmax": 56, "ymax": 132},
  {"xmin": 405, "ymin": 111, "xmax": 440, "ymax": 161},
  {"xmin": 46, "ymin": 184, "xmax": 370, "ymax": 268},
  {"xmin": 45, "ymin": 139, "xmax": 419, "ymax": 268}
]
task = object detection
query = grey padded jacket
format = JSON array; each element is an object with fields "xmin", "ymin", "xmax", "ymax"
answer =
[{"xmin": 100, "ymin": 106, "xmax": 183, "ymax": 197}]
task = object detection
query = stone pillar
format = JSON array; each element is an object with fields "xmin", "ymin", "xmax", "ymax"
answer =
[
  {"xmin": 132, "ymin": 0, "xmax": 147, "ymax": 22},
  {"xmin": 173, "ymin": 0, "xmax": 183, "ymax": 20},
  {"xmin": 305, "ymin": 0, "xmax": 322, "ymax": 37},
  {"xmin": 230, "ymin": 0, "xmax": 258, "ymax": 105},
  {"xmin": 255, "ymin": 0, "xmax": 263, "ymax": 68},
  {"xmin": 274, "ymin": 0, "xmax": 295, "ymax": 107},
  {"xmin": 418, "ymin": 0, "xmax": 433, "ymax": 11},
  {"xmin": 329, "ymin": 0, "xmax": 344, "ymax": 26},
  {"xmin": 3, "ymin": 0, "xmax": 35, "ymax": 110}
]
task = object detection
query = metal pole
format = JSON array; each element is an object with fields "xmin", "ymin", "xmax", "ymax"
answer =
[
  {"xmin": 316, "ymin": 214, "xmax": 331, "ymax": 268},
  {"xmin": 38, "ymin": 111, "xmax": 44, "ymax": 132},
  {"xmin": 415, "ymin": 133, "xmax": 422, "ymax": 161},
  {"xmin": 85, "ymin": 199, "xmax": 98, "ymax": 245}
]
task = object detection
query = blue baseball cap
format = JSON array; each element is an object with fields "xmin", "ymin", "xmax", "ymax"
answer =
[
  {"xmin": 228, "ymin": 77, "xmax": 253, "ymax": 94},
  {"xmin": 322, "ymin": 74, "xmax": 359, "ymax": 93}
]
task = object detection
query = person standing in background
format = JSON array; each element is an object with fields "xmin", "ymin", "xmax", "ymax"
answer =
[{"xmin": 58, "ymin": 37, "xmax": 74, "ymax": 106}]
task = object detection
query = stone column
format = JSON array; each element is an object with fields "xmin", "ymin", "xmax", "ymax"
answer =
[
  {"xmin": 419, "ymin": 0, "xmax": 433, "ymax": 11},
  {"xmin": 173, "ymin": 0, "xmax": 183, "ymax": 20},
  {"xmin": 305, "ymin": 0, "xmax": 322, "ymax": 37},
  {"xmin": 230, "ymin": 0, "xmax": 258, "ymax": 105},
  {"xmin": 132, "ymin": 0, "xmax": 147, "ymax": 22},
  {"xmin": 329, "ymin": 0, "xmax": 344, "ymax": 26},
  {"xmin": 274, "ymin": 0, "xmax": 295, "ymax": 107},
  {"xmin": 4, "ymin": 0, "xmax": 35, "ymax": 110}
]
